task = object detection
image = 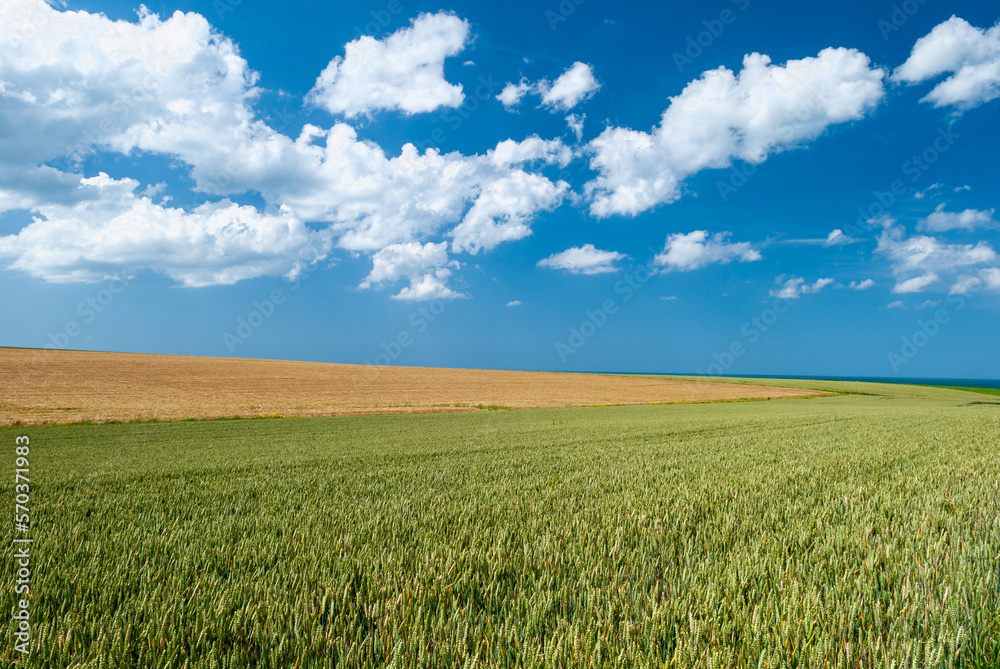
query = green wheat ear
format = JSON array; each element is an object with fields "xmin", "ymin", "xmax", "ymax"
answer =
[{"xmin": 4, "ymin": 382, "xmax": 998, "ymax": 667}]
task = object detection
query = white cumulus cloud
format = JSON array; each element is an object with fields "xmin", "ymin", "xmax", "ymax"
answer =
[
  {"xmin": 538, "ymin": 62, "xmax": 601, "ymax": 110},
  {"xmin": 825, "ymin": 229, "xmax": 859, "ymax": 246},
  {"xmin": 0, "ymin": 0, "xmax": 574, "ymax": 290},
  {"xmin": 984, "ymin": 267, "xmax": 1000, "ymax": 290},
  {"xmin": 770, "ymin": 276, "xmax": 834, "ymax": 299},
  {"xmin": 537, "ymin": 244, "xmax": 627, "ymax": 275},
  {"xmin": 0, "ymin": 0, "xmax": 342, "ymax": 284},
  {"xmin": 497, "ymin": 62, "xmax": 601, "ymax": 113},
  {"xmin": 565, "ymin": 113, "xmax": 585, "ymax": 141},
  {"xmin": 918, "ymin": 204, "xmax": 996, "ymax": 231},
  {"xmin": 654, "ymin": 231, "xmax": 761, "ymax": 271},
  {"xmin": 394, "ymin": 271, "xmax": 463, "ymax": 301},
  {"xmin": 949, "ymin": 267, "xmax": 1000, "ymax": 295},
  {"xmin": 585, "ymin": 48, "xmax": 885, "ymax": 217},
  {"xmin": 260, "ymin": 130, "xmax": 572, "ymax": 255},
  {"xmin": 450, "ymin": 171, "xmax": 568, "ymax": 254},
  {"xmin": 3, "ymin": 0, "xmax": 945, "ymax": 310},
  {"xmin": 360, "ymin": 241, "xmax": 464, "ymax": 300},
  {"xmin": 849, "ymin": 279, "xmax": 875, "ymax": 290},
  {"xmin": 875, "ymin": 219, "xmax": 998, "ymax": 295},
  {"xmin": 876, "ymin": 221, "xmax": 996, "ymax": 275},
  {"xmin": 307, "ymin": 12, "xmax": 470, "ymax": 117},
  {"xmin": 893, "ymin": 272, "xmax": 938, "ymax": 294},
  {"xmin": 949, "ymin": 275, "xmax": 980, "ymax": 295},
  {"xmin": 0, "ymin": 173, "xmax": 329, "ymax": 286},
  {"xmin": 496, "ymin": 79, "xmax": 531, "ymax": 108},
  {"xmin": 892, "ymin": 16, "xmax": 1000, "ymax": 110},
  {"xmin": 0, "ymin": 0, "xmax": 261, "ymax": 178},
  {"xmin": 914, "ymin": 182, "xmax": 943, "ymax": 199}
]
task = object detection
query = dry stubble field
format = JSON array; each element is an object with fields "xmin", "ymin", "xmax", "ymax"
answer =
[{"xmin": 0, "ymin": 347, "xmax": 822, "ymax": 424}]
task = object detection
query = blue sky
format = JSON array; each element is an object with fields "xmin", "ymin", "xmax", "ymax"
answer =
[{"xmin": 1, "ymin": 0, "xmax": 998, "ymax": 379}]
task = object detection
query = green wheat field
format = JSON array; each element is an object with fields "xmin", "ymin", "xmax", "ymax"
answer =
[{"xmin": 2, "ymin": 379, "xmax": 999, "ymax": 668}]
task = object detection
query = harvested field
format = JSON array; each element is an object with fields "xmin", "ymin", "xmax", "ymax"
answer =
[{"xmin": 1, "ymin": 347, "xmax": 824, "ymax": 424}]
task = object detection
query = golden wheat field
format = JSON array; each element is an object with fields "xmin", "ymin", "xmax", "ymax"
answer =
[{"xmin": 0, "ymin": 347, "xmax": 823, "ymax": 424}]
